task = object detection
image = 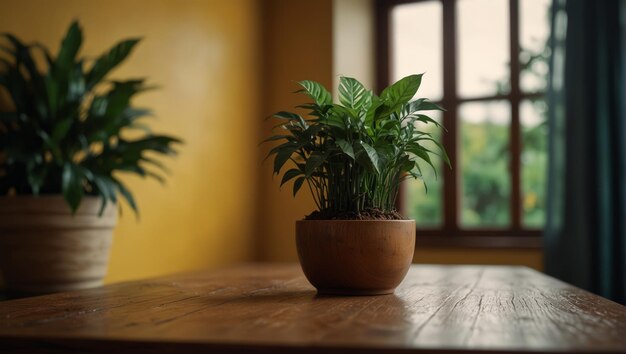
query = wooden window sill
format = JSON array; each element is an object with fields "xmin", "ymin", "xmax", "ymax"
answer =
[{"xmin": 416, "ymin": 234, "xmax": 542, "ymax": 249}]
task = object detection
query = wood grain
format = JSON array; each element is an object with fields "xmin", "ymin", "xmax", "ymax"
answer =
[
  {"xmin": 296, "ymin": 220, "xmax": 415, "ymax": 295},
  {"xmin": 0, "ymin": 264, "xmax": 623, "ymax": 353}
]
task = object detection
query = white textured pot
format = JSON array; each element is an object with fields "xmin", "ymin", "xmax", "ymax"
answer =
[{"xmin": 0, "ymin": 196, "xmax": 116, "ymax": 294}]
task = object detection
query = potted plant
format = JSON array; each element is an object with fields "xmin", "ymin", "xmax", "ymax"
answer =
[
  {"xmin": 0, "ymin": 22, "xmax": 181, "ymax": 294},
  {"xmin": 265, "ymin": 75, "xmax": 448, "ymax": 295}
]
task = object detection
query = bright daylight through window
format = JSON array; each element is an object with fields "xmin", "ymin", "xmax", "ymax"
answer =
[{"xmin": 383, "ymin": 0, "xmax": 551, "ymax": 243}]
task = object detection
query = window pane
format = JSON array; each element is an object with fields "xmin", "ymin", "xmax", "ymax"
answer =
[
  {"xmin": 391, "ymin": 1, "xmax": 443, "ymax": 101},
  {"xmin": 459, "ymin": 101, "xmax": 511, "ymax": 227},
  {"xmin": 520, "ymin": 0, "xmax": 551, "ymax": 92},
  {"xmin": 405, "ymin": 112, "xmax": 443, "ymax": 227},
  {"xmin": 521, "ymin": 99, "xmax": 547, "ymax": 227},
  {"xmin": 458, "ymin": 0, "xmax": 510, "ymax": 98}
]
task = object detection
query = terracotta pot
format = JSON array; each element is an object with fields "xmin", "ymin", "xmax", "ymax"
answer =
[
  {"xmin": 0, "ymin": 196, "xmax": 116, "ymax": 295},
  {"xmin": 296, "ymin": 220, "xmax": 415, "ymax": 295}
]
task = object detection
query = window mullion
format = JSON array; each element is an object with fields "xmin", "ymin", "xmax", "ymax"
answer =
[
  {"xmin": 442, "ymin": 0, "xmax": 458, "ymax": 236},
  {"xmin": 509, "ymin": 0, "xmax": 522, "ymax": 231}
]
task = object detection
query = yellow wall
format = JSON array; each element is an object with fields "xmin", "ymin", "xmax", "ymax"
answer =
[
  {"xmin": 0, "ymin": 0, "xmax": 262, "ymax": 282},
  {"xmin": 257, "ymin": 0, "xmax": 334, "ymax": 261}
]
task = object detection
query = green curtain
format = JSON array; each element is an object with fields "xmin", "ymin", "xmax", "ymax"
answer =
[{"xmin": 545, "ymin": 0, "xmax": 626, "ymax": 304}]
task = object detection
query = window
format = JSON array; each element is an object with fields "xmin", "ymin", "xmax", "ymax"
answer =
[{"xmin": 376, "ymin": 0, "xmax": 550, "ymax": 247}]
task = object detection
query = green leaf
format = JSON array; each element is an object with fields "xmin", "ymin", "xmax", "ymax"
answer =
[
  {"xmin": 2, "ymin": 34, "xmax": 42, "ymax": 85},
  {"xmin": 104, "ymin": 80, "xmax": 146, "ymax": 117},
  {"xmin": 417, "ymin": 136, "xmax": 451, "ymax": 167},
  {"xmin": 126, "ymin": 135, "xmax": 181, "ymax": 155},
  {"xmin": 44, "ymin": 74, "xmax": 59, "ymax": 117},
  {"xmin": 272, "ymin": 111, "xmax": 307, "ymax": 128},
  {"xmin": 338, "ymin": 76, "xmax": 372, "ymax": 110},
  {"xmin": 62, "ymin": 163, "xmax": 84, "ymax": 213},
  {"xmin": 335, "ymin": 139, "xmax": 355, "ymax": 159},
  {"xmin": 297, "ymin": 80, "xmax": 332, "ymax": 107},
  {"xmin": 356, "ymin": 141, "xmax": 380, "ymax": 173},
  {"xmin": 403, "ymin": 99, "xmax": 446, "ymax": 119},
  {"xmin": 305, "ymin": 153, "xmax": 326, "ymax": 177},
  {"xmin": 414, "ymin": 114, "xmax": 443, "ymax": 128},
  {"xmin": 399, "ymin": 157, "xmax": 416, "ymax": 173},
  {"xmin": 26, "ymin": 161, "xmax": 47, "ymax": 195},
  {"xmin": 124, "ymin": 107, "xmax": 153, "ymax": 121},
  {"xmin": 365, "ymin": 95, "xmax": 383, "ymax": 128},
  {"xmin": 112, "ymin": 177, "xmax": 138, "ymax": 216},
  {"xmin": 86, "ymin": 38, "xmax": 141, "ymax": 89},
  {"xmin": 265, "ymin": 140, "xmax": 298, "ymax": 160},
  {"xmin": 272, "ymin": 111, "xmax": 301, "ymax": 120},
  {"xmin": 326, "ymin": 106, "xmax": 350, "ymax": 129},
  {"xmin": 91, "ymin": 174, "xmax": 117, "ymax": 215},
  {"xmin": 145, "ymin": 170, "xmax": 166, "ymax": 185},
  {"xmin": 380, "ymin": 118, "xmax": 400, "ymax": 132},
  {"xmin": 410, "ymin": 163, "xmax": 428, "ymax": 193},
  {"xmin": 1, "ymin": 35, "xmax": 49, "ymax": 122},
  {"xmin": 93, "ymin": 175, "xmax": 117, "ymax": 203},
  {"xmin": 292, "ymin": 177, "xmax": 306, "ymax": 197},
  {"xmin": 142, "ymin": 156, "xmax": 171, "ymax": 174},
  {"xmin": 67, "ymin": 60, "xmax": 85, "ymax": 102},
  {"xmin": 380, "ymin": 74, "xmax": 422, "ymax": 109},
  {"xmin": 273, "ymin": 149, "xmax": 294, "ymax": 175},
  {"xmin": 280, "ymin": 168, "xmax": 302, "ymax": 187},
  {"xmin": 260, "ymin": 134, "xmax": 293, "ymax": 144},
  {"xmin": 55, "ymin": 21, "xmax": 83, "ymax": 78},
  {"xmin": 84, "ymin": 80, "xmax": 151, "ymax": 141},
  {"xmin": 415, "ymin": 100, "xmax": 445, "ymax": 111},
  {"xmin": 408, "ymin": 144, "xmax": 437, "ymax": 176},
  {"xmin": 51, "ymin": 118, "xmax": 73, "ymax": 143}
]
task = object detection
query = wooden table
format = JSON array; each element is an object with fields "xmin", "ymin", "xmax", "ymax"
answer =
[{"xmin": 0, "ymin": 264, "xmax": 624, "ymax": 353}]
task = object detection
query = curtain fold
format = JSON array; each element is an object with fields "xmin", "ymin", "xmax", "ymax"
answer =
[{"xmin": 545, "ymin": 0, "xmax": 626, "ymax": 304}]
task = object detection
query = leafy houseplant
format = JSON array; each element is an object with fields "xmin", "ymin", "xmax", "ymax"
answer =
[
  {"xmin": 0, "ymin": 22, "xmax": 180, "ymax": 212},
  {"xmin": 0, "ymin": 21, "xmax": 181, "ymax": 294},
  {"xmin": 266, "ymin": 75, "xmax": 448, "ymax": 218},
  {"xmin": 265, "ymin": 75, "xmax": 448, "ymax": 295}
]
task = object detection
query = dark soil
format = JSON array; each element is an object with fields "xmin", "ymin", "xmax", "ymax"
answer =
[{"xmin": 304, "ymin": 208, "xmax": 406, "ymax": 220}]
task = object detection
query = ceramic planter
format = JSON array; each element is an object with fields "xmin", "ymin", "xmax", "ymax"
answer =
[
  {"xmin": 296, "ymin": 220, "xmax": 415, "ymax": 295},
  {"xmin": 0, "ymin": 196, "xmax": 116, "ymax": 295}
]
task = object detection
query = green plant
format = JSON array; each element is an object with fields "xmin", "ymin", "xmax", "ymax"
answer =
[
  {"xmin": 0, "ymin": 21, "xmax": 181, "ymax": 215},
  {"xmin": 264, "ymin": 75, "xmax": 449, "ymax": 217}
]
